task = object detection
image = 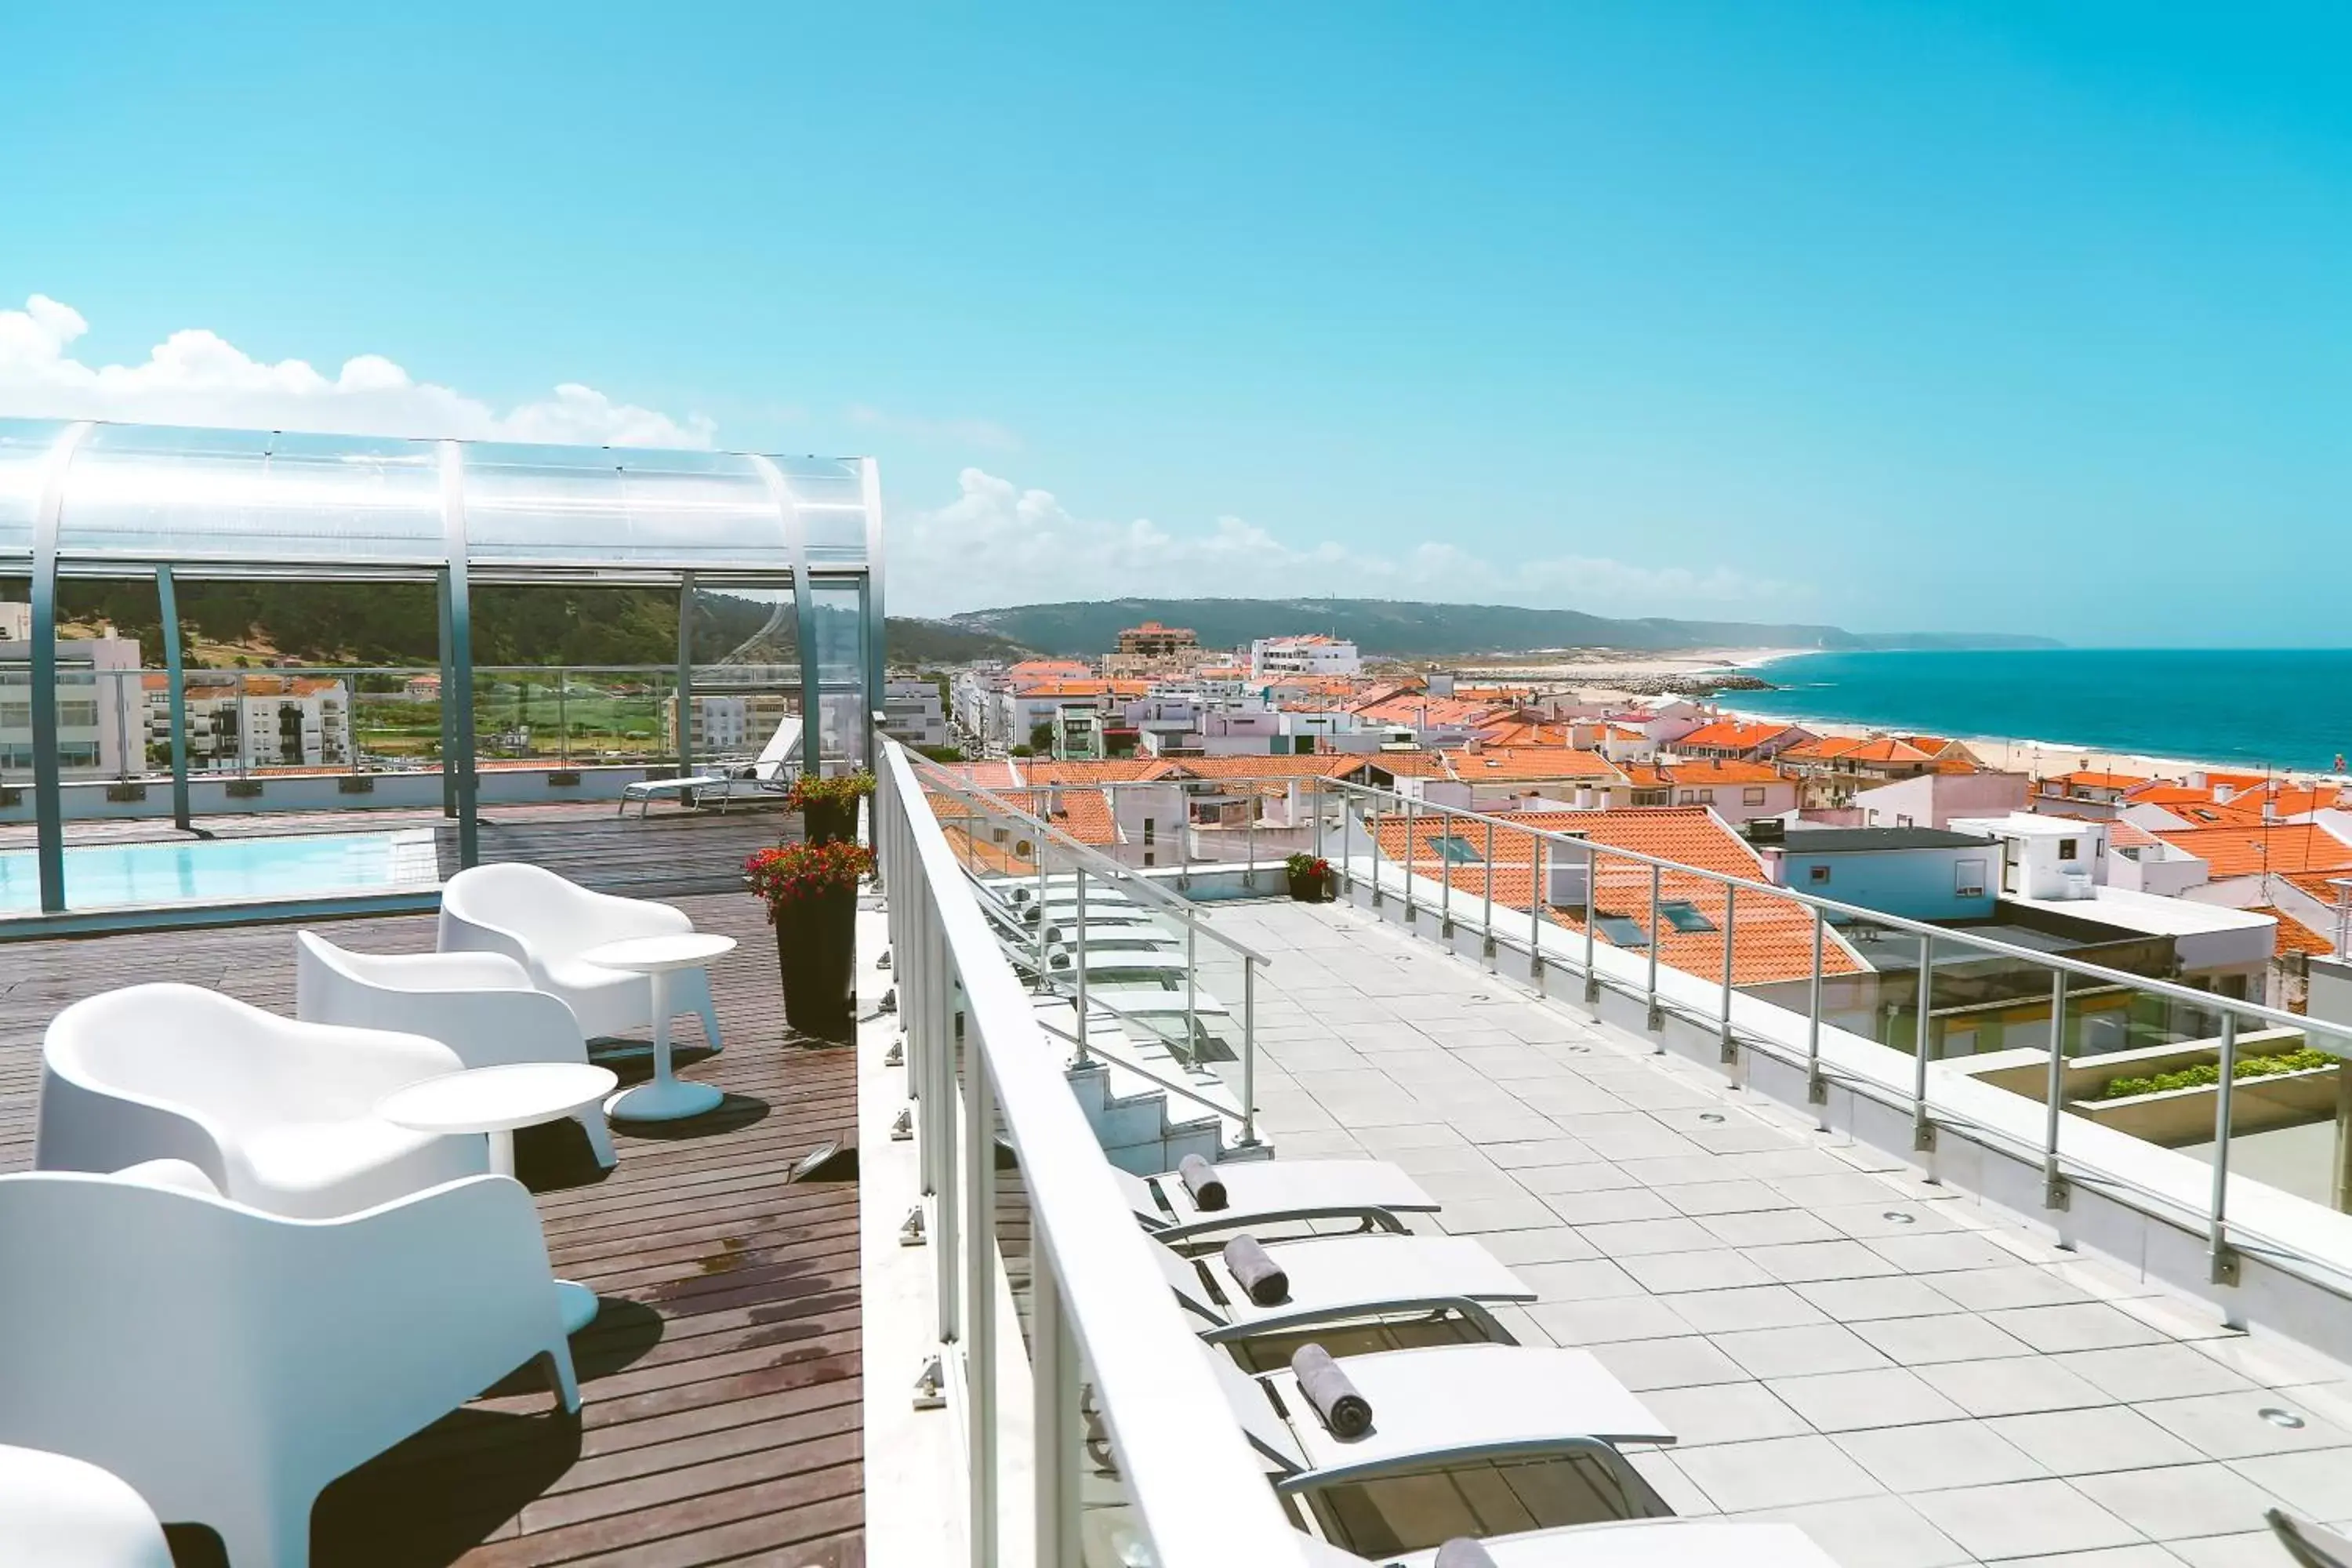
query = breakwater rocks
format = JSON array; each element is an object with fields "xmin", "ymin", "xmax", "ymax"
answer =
[{"xmin": 1609, "ymin": 672, "xmax": 1779, "ymax": 697}]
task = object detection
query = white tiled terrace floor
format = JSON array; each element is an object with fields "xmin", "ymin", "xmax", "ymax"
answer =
[{"xmin": 1194, "ymin": 898, "xmax": 2350, "ymax": 1568}]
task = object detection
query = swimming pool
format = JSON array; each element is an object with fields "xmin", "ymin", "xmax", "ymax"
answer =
[{"xmin": 0, "ymin": 829, "xmax": 442, "ymax": 916}]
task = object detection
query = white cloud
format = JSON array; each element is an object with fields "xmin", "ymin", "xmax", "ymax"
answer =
[
  {"xmin": 892, "ymin": 467, "xmax": 1808, "ymax": 619},
  {"xmin": 0, "ymin": 294, "xmax": 716, "ymax": 447}
]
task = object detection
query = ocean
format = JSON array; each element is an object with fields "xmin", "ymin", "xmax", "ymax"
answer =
[{"xmin": 1737, "ymin": 648, "xmax": 2352, "ymax": 775}]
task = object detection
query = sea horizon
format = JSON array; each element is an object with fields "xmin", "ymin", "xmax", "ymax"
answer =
[{"xmin": 1719, "ymin": 646, "xmax": 2352, "ymax": 779}]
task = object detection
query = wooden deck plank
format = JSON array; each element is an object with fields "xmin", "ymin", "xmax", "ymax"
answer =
[{"xmin": 0, "ymin": 808, "xmax": 864, "ymax": 1566}]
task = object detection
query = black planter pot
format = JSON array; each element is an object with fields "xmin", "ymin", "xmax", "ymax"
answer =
[
  {"xmin": 1287, "ymin": 869, "xmax": 1330, "ymax": 902},
  {"xmin": 776, "ymin": 886, "xmax": 858, "ymax": 1042},
  {"xmin": 801, "ymin": 798, "xmax": 857, "ymax": 846}
]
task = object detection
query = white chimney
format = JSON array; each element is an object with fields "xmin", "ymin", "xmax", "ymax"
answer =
[{"xmin": 1548, "ymin": 854, "xmax": 1590, "ymax": 910}]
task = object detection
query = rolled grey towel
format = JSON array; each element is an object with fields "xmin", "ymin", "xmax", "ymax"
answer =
[
  {"xmin": 1221, "ymin": 1233, "xmax": 1289, "ymax": 1306},
  {"xmin": 1432, "ymin": 1541, "xmax": 1500, "ymax": 1568},
  {"xmin": 1290, "ymin": 1342, "xmax": 1372, "ymax": 1439},
  {"xmin": 1178, "ymin": 1153, "xmax": 1228, "ymax": 1210}
]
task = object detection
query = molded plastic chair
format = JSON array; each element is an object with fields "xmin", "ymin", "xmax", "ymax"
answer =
[
  {"xmin": 36, "ymin": 984, "xmax": 486, "ymax": 1218},
  {"xmin": 1151, "ymin": 1230, "xmax": 1534, "ymax": 1344},
  {"xmin": 1207, "ymin": 1339, "xmax": 1673, "ymax": 1496},
  {"xmin": 1114, "ymin": 1160, "xmax": 1440, "ymax": 1245},
  {"xmin": 0, "ymin": 1444, "xmax": 175, "ymax": 1568},
  {"xmin": 0, "ymin": 1170, "xmax": 577, "ymax": 1568},
  {"xmin": 295, "ymin": 931, "xmax": 615, "ymax": 1167},
  {"xmin": 437, "ymin": 864, "xmax": 723, "ymax": 1051}
]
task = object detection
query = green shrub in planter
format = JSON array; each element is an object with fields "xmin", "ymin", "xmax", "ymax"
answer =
[
  {"xmin": 336, "ymin": 775, "xmax": 375, "ymax": 794},
  {"xmin": 227, "ymin": 779, "xmax": 265, "ymax": 800},
  {"xmin": 746, "ymin": 838, "xmax": 875, "ymax": 1042},
  {"xmin": 1284, "ymin": 852, "xmax": 1333, "ymax": 902}
]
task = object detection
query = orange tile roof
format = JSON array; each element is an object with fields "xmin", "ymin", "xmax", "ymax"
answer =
[
  {"xmin": 2252, "ymin": 906, "xmax": 2336, "ymax": 960},
  {"xmin": 1657, "ymin": 759, "xmax": 1789, "ymax": 786},
  {"xmin": 2203, "ymin": 770, "xmax": 2273, "ymax": 790},
  {"xmin": 1445, "ymin": 747, "xmax": 1620, "ymax": 782},
  {"xmin": 1675, "ymin": 719, "xmax": 1806, "ymax": 753},
  {"xmin": 1019, "ymin": 758, "xmax": 1176, "ymax": 785},
  {"xmin": 1781, "ymin": 733, "xmax": 1933, "ymax": 767},
  {"xmin": 1370, "ymin": 808, "xmax": 1861, "ymax": 984},
  {"xmin": 1352, "ymin": 696, "xmax": 1509, "ymax": 729},
  {"xmin": 2147, "ymin": 824, "xmax": 2352, "ymax": 880},
  {"xmin": 1899, "ymin": 735, "xmax": 1955, "ymax": 754}
]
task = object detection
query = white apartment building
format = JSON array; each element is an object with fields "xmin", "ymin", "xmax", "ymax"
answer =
[
  {"xmin": 0, "ymin": 607, "xmax": 143, "ymax": 779},
  {"xmin": 881, "ymin": 679, "xmax": 949, "ymax": 750},
  {"xmin": 1248, "ymin": 633, "xmax": 1359, "ymax": 680},
  {"xmin": 159, "ymin": 675, "xmax": 354, "ymax": 771}
]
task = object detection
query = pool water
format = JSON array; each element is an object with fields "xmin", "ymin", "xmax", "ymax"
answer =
[{"xmin": 0, "ymin": 829, "xmax": 441, "ymax": 916}]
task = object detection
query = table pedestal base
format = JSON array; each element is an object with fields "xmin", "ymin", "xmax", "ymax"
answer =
[
  {"xmin": 556, "ymin": 1279, "xmax": 601, "ymax": 1334},
  {"xmin": 608, "ymin": 1079, "xmax": 724, "ymax": 1123}
]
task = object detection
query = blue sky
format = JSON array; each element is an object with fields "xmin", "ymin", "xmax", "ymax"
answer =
[{"xmin": 4, "ymin": 2, "xmax": 2348, "ymax": 641}]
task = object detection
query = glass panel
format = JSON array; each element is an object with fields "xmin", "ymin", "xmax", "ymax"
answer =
[
  {"xmin": 463, "ymin": 443, "xmax": 787, "ymax": 570},
  {"xmin": 808, "ymin": 579, "xmax": 868, "ymax": 771},
  {"xmin": 0, "ymin": 419, "xmax": 76, "ymax": 559},
  {"xmin": 769, "ymin": 454, "xmax": 869, "ymax": 566},
  {"xmin": 688, "ymin": 583, "xmax": 802, "ymax": 787},
  {"xmin": 59, "ymin": 425, "xmax": 445, "ymax": 564}
]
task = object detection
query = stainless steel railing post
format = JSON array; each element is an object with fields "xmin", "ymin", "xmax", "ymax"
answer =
[
  {"xmin": 1646, "ymin": 862, "xmax": 1664, "ymax": 1036},
  {"xmin": 1530, "ymin": 834, "xmax": 1547, "ymax": 985},
  {"xmin": 1719, "ymin": 884, "xmax": 1738, "ymax": 1065},
  {"xmin": 1914, "ymin": 933, "xmax": 1937, "ymax": 1155},
  {"xmin": 1581, "ymin": 841, "xmax": 1598, "ymax": 1004},
  {"xmin": 2210, "ymin": 1011, "xmax": 2241, "ymax": 1286},
  {"xmin": 1368, "ymin": 793, "xmax": 1384, "ymax": 908},
  {"xmin": 1482, "ymin": 818, "xmax": 1497, "ymax": 958},
  {"xmin": 1806, "ymin": 909, "xmax": 1828, "ymax": 1112},
  {"xmin": 2042, "ymin": 971, "xmax": 2070, "ymax": 1212},
  {"xmin": 1241, "ymin": 958, "xmax": 1261, "ymax": 1147},
  {"xmin": 1073, "ymin": 868, "xmax": 1090, "ymax": 1066},
  {"xmin": 1441, "ymin": 806, "xmax": 1455, "ymax": 937},
  {"xmin": 1402, "ymin": 795, "xmax": 1418, "ymax": 923},
  {"xmin": 1245, "ymin": 810, "xmax": 1258, "ymax": 891}
]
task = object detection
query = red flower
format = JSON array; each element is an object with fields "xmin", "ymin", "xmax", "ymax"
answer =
[{"xmin": 745, "ymin": 839, "xmax": 876, "ymax": 921}]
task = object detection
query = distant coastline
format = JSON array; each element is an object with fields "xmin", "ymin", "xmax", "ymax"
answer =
[{"xmin": 1702, "ymin": 648, "xmax": 2352, "ymax": 785}]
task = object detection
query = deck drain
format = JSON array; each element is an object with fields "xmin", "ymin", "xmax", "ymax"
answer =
[
  {"xmin": 1882, "ymin": 1210, "xmax": 1917, "ymax": 1225},
  {"xmin": 2261, "ymin": 1408, "xmax": 2307, "ymax": 1429},
  {"xmin": 1698, "ymin": 1112, "xmax": 1725, "ymax": 1123}
]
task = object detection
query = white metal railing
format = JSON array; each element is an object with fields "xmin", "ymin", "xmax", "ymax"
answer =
[
  {"xmin": 913, "ymin": 760, "xmax": 1272, "ymax": 1145},
  {"xmin": 873, "ymin": 739, "xmax": 1312, "ymax": 1568},
  {"xmin": 1301, "ymin": 774, "xmax": 2352, "ymax": 1304}
]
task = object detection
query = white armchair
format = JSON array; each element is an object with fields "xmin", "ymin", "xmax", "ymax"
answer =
[
  {"xmin": 436, "ymin": 863, "xmax": 724, "ymax": 1051},
  {"xmin": 295, "ymin": 931, "xmax": 616, "ymax": 1167},
  {"xmin": 0, "ymin": 1444, "xmax": 173, "ymax": 1567},
  {"xmin": 36, "ymin": 984, "xmax": 488, "ymax": 1218},
  {"xmin": 0, "ymin": 1169, "xmax": 577, "ymax": 1568}
]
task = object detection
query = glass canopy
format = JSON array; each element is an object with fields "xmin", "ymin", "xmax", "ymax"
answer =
[{"xmin": 0, "ymin": 417, "xmax": 884, "ymax": 924}]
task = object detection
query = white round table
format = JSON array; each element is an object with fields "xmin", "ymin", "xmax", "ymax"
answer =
[
  {"xmin": 378, "ymin": 1062, "xmax": 619, "ymax": 1334},
  {"xmin": 581, "ymin": 932, "xmax": 738, "ymax": 1123}
]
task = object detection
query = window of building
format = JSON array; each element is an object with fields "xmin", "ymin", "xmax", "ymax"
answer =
[
  {"xmin": 1658, "ymin": 899, "xmax": 1716, "ymax": 933},
  {"xmin": 1631, "ymin": 789, "xmax": 1669, "ymax": 807},
  {"xmin": 1592, "ymin": 912, "xmax": 1650, "ymax": 947},
  {"xmin": 1955, "ymin": 858, "xmax": 1987, "ymax": 898},
  {"xmin": 1743, "ymin": 787, "xmax": 1766, "ymax": 805},
  {"xmin": 1142, "ymin": 851, "xmax": 1155, "ymax": 867},
  {"xmin": 1431, "ymin": 833, "xmax": 1483, "ymax": 864},
  {"xmin": 1142, "ymin": 817, "xmax": 1156, "ymax": 845},
  {"xmin": 2059, "ymin": 839, "xmax": 2079, "ymax": 861},
  {"xmin": 1808, "ymin": 865, "xmax": 1832, "ymax": 884},
  {"xmin": 1692, "ymin": 788, "xmax": 1715, "ymax": 804}
]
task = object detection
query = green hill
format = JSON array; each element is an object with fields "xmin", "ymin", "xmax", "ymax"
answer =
[{"xmin": 946, "ymin": 597, "xmax": 2056, "ymax": 661}]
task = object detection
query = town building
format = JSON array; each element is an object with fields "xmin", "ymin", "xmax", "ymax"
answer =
[
  {"xmin": 1248, "ymin": 633, "xmax": 1359, "ymax": 680},
  {"xmin": 0, "ymin": 607, "xmax": 144, "ymax": 779},
  {"xmin": 1114, "ymin": 619, "xmax": 1196, "ymax": 658},
  {"xmin": 880, "ymin": 678, "xmax": 949, "ymax": 750}
]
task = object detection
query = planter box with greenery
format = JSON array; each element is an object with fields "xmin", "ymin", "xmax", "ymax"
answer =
[
  {"xmin": 106, "ymin": 782, "xmax": 148, "ymax": 803},
  {"xmin": 336, "ymin": 775, "xmax": 375, "ymax": 795},
  {"xmin": 786, "ymin": 771, "xmax": 873, "ymax": 847},
  {"xmin": 1285, "ymin": 852, "xmax": 1332, "ymax": 902},
  {"xmin": 747, "ymin": 838, "xmax": 873, "ymax": 1043},
  {"xmin": 226, "ymin": 779, "xmax": 265, "ymax": 800},
  {"xmin": 547, "ymin": 770, "xmax": 583, "ymax": 787},
  {"xmin": 0, "ymin": 786, "xmax": 20, "ymax": 808}
]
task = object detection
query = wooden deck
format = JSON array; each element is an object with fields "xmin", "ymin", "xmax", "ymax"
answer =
[{"xmin": 0, "ymin": 823, "xmax": 866, "ymax": 1566}]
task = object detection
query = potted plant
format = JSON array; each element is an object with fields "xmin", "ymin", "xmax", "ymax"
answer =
[
  {"xmin": 785, "ymin": 770, "xmax": 874, "ymax": 846},
  {"xmin": 1285, "ymin": 851, "xmax": 1332, "ymax": 902},
  {"xmin": 746, "ymin": 838, "xmax": 874, "ymax": 1041}
]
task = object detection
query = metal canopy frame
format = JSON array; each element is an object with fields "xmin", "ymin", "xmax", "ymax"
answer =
[{"xmin": 2, "ymin": 418, "xmax": 882, "ymax": 918}]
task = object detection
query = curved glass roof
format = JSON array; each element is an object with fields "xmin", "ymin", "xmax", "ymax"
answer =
[{"xmin": 0, "ymin": 417, "xmax": 874, "ymax": 577}]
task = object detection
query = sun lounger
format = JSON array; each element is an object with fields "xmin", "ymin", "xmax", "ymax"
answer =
[
  {"xmin": 619, "ymin": 714, "xmax": 801, "ymax": 817},
  {"xmin": 1151, "ymin": 1230, "xmax": 1531, "ymax": 1345},
  {"xmin": 1207, "ymin": 1340, "xmax": 1673, "ymax": 1495},
  {"xmin": 1295, "ymin": 1519, "xmax": 1843, "ymax": 1568},
  {"xmin": 1115, "ymin": 1160, "xmax": 1439, "ymax": 1244}
]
